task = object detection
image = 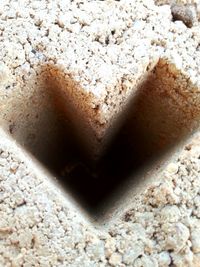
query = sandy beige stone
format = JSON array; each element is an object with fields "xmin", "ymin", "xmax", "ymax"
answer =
[{"xmin": 0, "ymin": 0, "xmax": 200, "ymax": 267}]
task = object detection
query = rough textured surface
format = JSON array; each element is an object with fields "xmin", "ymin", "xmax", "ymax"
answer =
[
  {"xmin": 0, "ymin": 0, "xmax": 200, "ymax": 266},
  {"xmin": 1, "ymin": 126, "xmax": 200, "ymax": 266}
]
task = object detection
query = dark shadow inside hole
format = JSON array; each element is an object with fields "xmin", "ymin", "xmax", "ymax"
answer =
[
  {"xmin": 4, "ymin": 61, "xmax": 200, "ymax": 219},
  {"xmin": 46, "ymin": 62, "xmax": 200, "ymax": 217},
  {"xmin": 58, "ymin": 122, "xmax": 155, "ymax": 212}
]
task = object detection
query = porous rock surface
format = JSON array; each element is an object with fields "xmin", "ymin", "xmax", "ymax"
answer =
[{"xmin": 0, "ymin": 0, "xmax": 200, "ymax": 266}]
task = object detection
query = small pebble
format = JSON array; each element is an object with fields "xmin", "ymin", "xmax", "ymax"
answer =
[
  {"xmin": 109, "ymin": 253, "xmax": 122, "ymax": 266},
  {"xmin": 166, "ymin": 162, "xmax": 179, "ymax": 174},
  {"xmin": 0, "ymin": 64, "xmax": 10, "ymax": 85},
  {"xmin": 158, "ymin": 251, "xmax": 171, "ymax": 266},
  {"xmin": 191, "ymin": 228, "xmax": 200, "ymax": 253},
  {"xmin": 171, "ymin": 4, "xmax": 194, "ymax": 28}
]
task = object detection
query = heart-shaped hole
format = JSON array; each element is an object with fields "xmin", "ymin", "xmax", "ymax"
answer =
[{"xmin": 3, "ymin": 59, "xmax": 200, "ymax": 220}]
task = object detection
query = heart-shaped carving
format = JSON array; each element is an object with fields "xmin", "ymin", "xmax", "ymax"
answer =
[{"xmin": 3, "ymin": 59, "xmax": 200, "ymax": 218}]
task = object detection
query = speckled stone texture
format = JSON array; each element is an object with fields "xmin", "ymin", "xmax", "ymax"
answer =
[{"xmin": 0, "ymin": 0, "xmax": 200, "ymax": 266}]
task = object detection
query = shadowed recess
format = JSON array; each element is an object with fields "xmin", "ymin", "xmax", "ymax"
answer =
[{"xmin": 3, "ymin": 60, "xmax": 200, "ymax": 219}]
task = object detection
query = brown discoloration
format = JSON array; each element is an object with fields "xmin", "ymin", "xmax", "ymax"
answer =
[{"xmin": 0, "ymin": 227, "xmax": 13, "ymax": 234}]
